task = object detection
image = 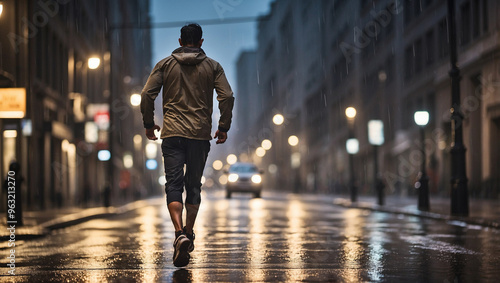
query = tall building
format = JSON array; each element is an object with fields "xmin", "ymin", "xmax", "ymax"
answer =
[
  {"xmin": 0, "ymin": 0, "xmax": 153, "ymax": 211},
  {"xmin": 237, "ymin": 0, "xmax": 500, "ymax": 198}
]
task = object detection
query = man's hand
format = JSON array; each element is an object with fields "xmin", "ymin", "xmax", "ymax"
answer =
[
  {"xmin": 214, "ymin": 130, "xmax": 227, "ymax": 144},
  {"xmin": 145, "ymin": 125, "xmax": 161, "ymax": 140}
]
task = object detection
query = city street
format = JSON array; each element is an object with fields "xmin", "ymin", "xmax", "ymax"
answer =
[{"xmin": 2, "ymin": 191, "xmax": 500, "ymax": 282}]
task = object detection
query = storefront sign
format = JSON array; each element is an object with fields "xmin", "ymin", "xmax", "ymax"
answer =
[{"xmin": 0, "ymin": 88, "xmax": 26, "ymax": 118}]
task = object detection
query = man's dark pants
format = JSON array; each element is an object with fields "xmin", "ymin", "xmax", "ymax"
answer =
[{"xmin": 162, "ymin": 137, "xmax": 210, "ymax": 205}]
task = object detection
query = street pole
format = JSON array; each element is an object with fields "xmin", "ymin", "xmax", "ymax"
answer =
[
  {"xmin": 374, "ymin": 145, "xmax": 384, "ymax": 205},
  {"xmin": 417, "ymin": 126, "xmax": 430, "ymax": 210},
  {"xmin": 345, "ymin": 107, "xmax": 357, "ymax": 202},
  {"xmin": 349, "ymin": 152, "xmax": 357, "ymax": 202},
  {"xmin": 107, "ymin": 27, "xmax": 115, "ymax": 206},
  {"xmin": 447, "ymin": 0, "xmax": 469, "ymax": 216}
]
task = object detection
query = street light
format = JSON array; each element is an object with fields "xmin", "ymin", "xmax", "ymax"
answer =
[
  {"xmin": 261, "ymin": 139, "xmax": 272, "ymax": 150},
  {"xmin": 288, "ymin": 135, "xmax": 299, "ymax": 146},
  {"xmin": 212, "ymin": 160, "xmax": 223, "ymax": 171},
  {"xmin": 272, "ymin": 114, "xmax": 284, "ymax": 125},
  {"xmin": 414, "ymin": 111, "xmax": 430, "ymax": 210},
  {"xmin": 227, "ymin": 154, "xmax": 237, "ymax": 165},
  {"xmin": 346, "ymin": 138, "xmax": 359, "ymax": 202},
  {"xmin": 447, "ymin": 0, "xmax": 469, "ymax": 216},
  {"xmin": 0, "ymin": 3, "xmax": 3, "ymax": 18},
  {"xmin": 368, "ymin": 120, "xmax": 385, "ymax": 205},
  {"xmin": 130, "ymin": 93, "xmax": 141, "ymax": 106},
  {"xmin": 256, "ymin": 147, "xmax": 266, "ymax": 157},
  {"xmin": 88, "ymin": 57, "xmax": 101, "ymax": 69},
  {"xmin": 345, "ymin": 107, "xmax": 357, "ymax": 120}
]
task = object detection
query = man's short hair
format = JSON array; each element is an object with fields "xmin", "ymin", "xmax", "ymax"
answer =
[{"xmin": 180, "ymin": 23, "xmax": 203, "ymax": 45}]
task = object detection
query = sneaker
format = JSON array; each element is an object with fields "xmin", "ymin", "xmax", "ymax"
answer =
[
  {"xmin": 183, "ymin": 227, "xmax": 195, "ymax": 252},
  {"xmin": 173, "ymin": 233, "xmax": 191, "ymax": 267}
]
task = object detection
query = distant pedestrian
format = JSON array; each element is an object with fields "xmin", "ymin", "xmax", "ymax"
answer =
[
  {"xmin": 140, "ymin": 23, "xmax": 234, "ymax": 267},
  {"xmin": 103, "ymin": 183, "xmax": 111, "ymax": 208}
]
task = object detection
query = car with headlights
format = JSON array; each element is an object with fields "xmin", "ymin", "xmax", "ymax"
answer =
[{"xmin": 225, "ymin": 162, "xmax": 263, "ymax": 198}]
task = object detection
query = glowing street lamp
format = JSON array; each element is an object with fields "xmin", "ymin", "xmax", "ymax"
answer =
[
  {"xmin": 227, "ymin": 154, "xmax": 237, "ymax": 165},
  {"xmin": 212, "ymin": 160, "xmax": 223, "ymax": 171},
  {"xmin": 288, "ymin": 135, "xmax": 299, "ymax": 147},
  {"xmin": 345, "ymin": 107, "xmax": 357, "ymax": 120},
  {"xmin": 272, "ymin": 114, "xmax": 284, "ymax": 125},
  {"xmin": 414, "ymin": 111, "xmax": 430, "ymax": 210},
  {"xmin": 261, "ymin": 139, "xmax": 272, "ymax": 150},
  {"xmin": 130, "ymin": 93, "xmax": 141, "ymax": 106},
  {"xmin": 255, "ymin": 147, "xmax": 266, "ymax": 157},
  {"xmin": 0, "ymin": 2, "xmax": 4, "ymax": 18},
  {"xmin": 414, "ymin": 111, "xmax": 430, "ymax": 126},
  {"xmin": 88, "ymin": 57, "xmax": 101, "ymax": 69}
]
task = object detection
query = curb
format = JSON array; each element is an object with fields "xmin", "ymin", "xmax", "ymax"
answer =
[
  {"xmin": 333, "ymin": 198, "xmax": 500, "ymax": 229},
  {"xmin": 0, "ymin": 199, "xmax": 152, "ymax": 241}
]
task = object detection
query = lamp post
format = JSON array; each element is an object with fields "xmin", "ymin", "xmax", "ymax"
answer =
[
  {"xmin": 346, "ymin": 138, "xmax": 359, "ymax": 202},
  {"xmin": 345, "ymin": 107, "xmax": 357, "ymax": 202},
  {"xmin": 288, "ymin": 135, "xmax": 300, "ymax": 193},
  {"xmin": 414, "ymin": 111, "xmax": 430, "ymax": 211},
  {"xmin": 368, "ymin": 120, "xmax": 385, "ymax": 205},
  {"xmin": 447, "ymin": 0, "xmax": 469, "ymax": 216}
]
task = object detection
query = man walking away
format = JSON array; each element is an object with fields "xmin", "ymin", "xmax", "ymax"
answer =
[{"xmin": 140, "ymin": 23, "xmax": 234, "ymax": 267}]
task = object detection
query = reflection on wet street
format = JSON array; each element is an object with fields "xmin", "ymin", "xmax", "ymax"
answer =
[{"xmin": 2, "ymin": 191, "xmax": 500, "ymax": 282}]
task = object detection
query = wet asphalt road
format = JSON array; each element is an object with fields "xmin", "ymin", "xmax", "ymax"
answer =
[{"xmin": 2, "ymin": 191, "xmax": 500, "ymax": 282}]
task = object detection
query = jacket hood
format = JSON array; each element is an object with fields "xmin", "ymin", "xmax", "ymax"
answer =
[{"xmin": 172, "ymin": 47, "xmax": 207, "ymax": 65}]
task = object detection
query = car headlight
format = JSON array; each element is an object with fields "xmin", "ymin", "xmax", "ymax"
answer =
[
  {"xmin": 251, "ymin": 174, "xmax": 262, "ymax": 184},
  {"xmin": 228, "ymin": 173, "xmax": 239, "ymax": 183}
]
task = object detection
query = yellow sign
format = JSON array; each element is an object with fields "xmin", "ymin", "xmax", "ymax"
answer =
[{"xmin": 0, "ymin": 88, "xmax": 26, "ymax": 118}]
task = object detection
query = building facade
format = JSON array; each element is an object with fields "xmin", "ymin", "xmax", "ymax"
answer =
[
  {"xmin": 236, "ymin": 0, "xmax": 500, "ymax": 198},
  {"xmin": 0, "ymin": 0, "xmax": 153, "ymax": 212}
]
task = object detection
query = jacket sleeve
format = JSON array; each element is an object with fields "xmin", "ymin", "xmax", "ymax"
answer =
[
  {"xmin": 214, "ymin": 63, "xmax": 234, "ymax": 132},
  {"xmin": 140, "ymin": 61, "xmax": 164, "ymax": 129}
]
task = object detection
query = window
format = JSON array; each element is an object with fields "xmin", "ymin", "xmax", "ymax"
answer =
[
  {"xmin": 425, "ymin": 30, "xmax": 435, "ymax": 66},
  {"xmin": 460, "ymin": 1, "xmax": 471, "ymax": 45},
  {"xmin": 437, "ymin": 18, "xmax": 449, "ymax": 59},
  {"xmin": 414, "ymin": 0, "xmax": 422, "ymax": 18},
  {"xmin": 404, "ymin": 0, "xmax": 413, "ymax": 26},
  {"xmin": 385, "ymin": 56, "xmax": 395, "ymax": 83},
  {"xmin": 414, "ymin": 39, "xmax": 423, "ymax": 74},
  {"xmin": 306, "ymin": 92, "xmax": 328, "ymax": 145},
  {"xmin": 472, "ymin": 0, "xmax": 480, "ymax": 39},
  {"xmin": 280, "ymin": 11, "xmax": 294, "ymax": 70},
  {"xmin": 460, "ymin": 0, "xmax": 488, "ymax": 45},
  {"xmin": 483, "ymin": 0, "xmax": 489, "ymax": 32},
  {"xmin": 404, "ymin": 46, "xmax": 414, "ymax": 81}
]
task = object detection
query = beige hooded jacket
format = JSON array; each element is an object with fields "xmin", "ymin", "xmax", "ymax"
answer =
[{"xmin": 140, "ymin": 46, "xmax": 234, "ymax": 140}]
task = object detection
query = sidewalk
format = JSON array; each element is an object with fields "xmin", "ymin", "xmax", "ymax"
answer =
[
  {"xmin": 0, "ymin": 199, "xmax": 156, "ymax": 241},
  {"xmin": 333, "ymin": 195, "xmax": 500, "ymax": 229}
]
